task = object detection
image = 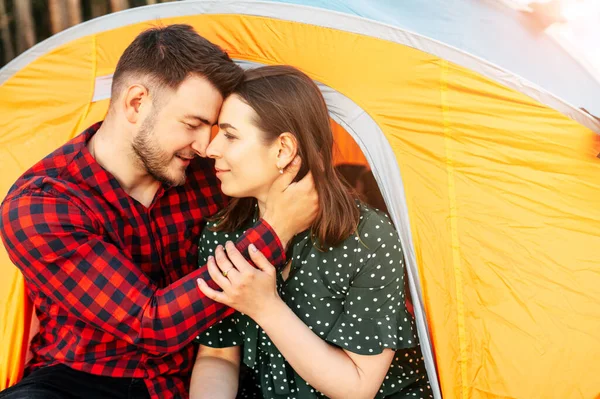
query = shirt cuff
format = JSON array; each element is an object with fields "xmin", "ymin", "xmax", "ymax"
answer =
[{"xmin": 235, "ymin": 219, "xmax": 286, "ymax": 268}]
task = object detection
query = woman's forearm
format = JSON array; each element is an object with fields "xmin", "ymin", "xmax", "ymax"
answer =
[
  {"xmin": 190, "ymin": 346, "xmax": 240, "ymax": 399},
  {"xmin": 255, "ymin": 300, "xmax": 384, "ymax": 399}
]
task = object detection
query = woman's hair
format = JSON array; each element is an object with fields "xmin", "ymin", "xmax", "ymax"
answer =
[{"xmin": 212, "ymin": 65, "xmax": 360, "ymax": 248}]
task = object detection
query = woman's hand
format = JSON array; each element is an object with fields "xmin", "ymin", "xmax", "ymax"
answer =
[
  {"xmin": 197, "ymin": 241, "xmax": 282, "ymax": 320},
  {"xmin": 262, "ymin": 156, "xmax": 319, "ymax": 248}
]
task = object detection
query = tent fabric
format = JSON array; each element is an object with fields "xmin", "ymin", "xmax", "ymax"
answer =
[
  {"xmin": 268, "ymin": 0, "xmax": 600, "ymax": 118},
  {"xmin": 2, "ymin": 0, "xmax": 600, "ymax": 131},
  {"xmin": 1, "ymin": 1, "xmax": 600, "ymax": 398}
]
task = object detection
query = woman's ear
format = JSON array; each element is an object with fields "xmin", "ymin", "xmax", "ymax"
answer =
[{"xmin": 275, "ymin": 132, "xmax": 298, "ymax": 169}]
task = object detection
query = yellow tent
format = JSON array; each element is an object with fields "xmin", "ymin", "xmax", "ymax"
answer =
[{"xmin": 1, "ymin": 1, "xmax": 599, "ymax": 398}]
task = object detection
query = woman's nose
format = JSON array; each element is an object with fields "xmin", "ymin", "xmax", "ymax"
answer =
[{"xmin": 205, "ymin": 136, "xmax": 221, "ymax": 159}]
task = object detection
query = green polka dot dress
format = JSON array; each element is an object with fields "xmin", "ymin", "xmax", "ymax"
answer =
[{"xmin": 196, "ymin": 202, "xmax": 432, "ymax": 398}]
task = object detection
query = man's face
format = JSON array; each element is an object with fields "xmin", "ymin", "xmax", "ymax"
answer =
[{"xmin": 132, "ymin": 75, "xmax": 223, "ymax": 186}]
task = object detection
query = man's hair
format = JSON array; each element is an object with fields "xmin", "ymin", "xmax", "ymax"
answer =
[{"xmin": 110, "ymin": 24, "xmax": 243, "ymax": 105}]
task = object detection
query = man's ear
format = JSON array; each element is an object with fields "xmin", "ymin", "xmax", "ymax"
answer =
[
  {"xmin": 123, "ymin": 84, "xmax": 150, "ymax": 124},
  {"xmin": 276, "ymin": 132, "xmax": 298, "ymax": 169}
]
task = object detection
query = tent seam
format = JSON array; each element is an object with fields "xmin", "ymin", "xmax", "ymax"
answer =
[{"xmin": 441, "ymin": 59, "xmax": 468, "ymax": 399}]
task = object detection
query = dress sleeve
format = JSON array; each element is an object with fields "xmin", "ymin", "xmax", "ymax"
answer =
[
  {"xmin": 195, "ymin": 315, "xmax": 242, "ymax": 348},
  {"xmin": 325, "ymin": 209, "xmax": 417, "ymax": 355}
]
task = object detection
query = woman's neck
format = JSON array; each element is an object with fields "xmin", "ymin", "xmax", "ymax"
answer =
[{"xmin": 257, "ymin": 199, "xmax": 267, "ymax": 219}]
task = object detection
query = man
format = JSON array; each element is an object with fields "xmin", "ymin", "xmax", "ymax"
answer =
[{"xmin": 0, "ymin": 25, "xmax": 317, "ymax": 399}]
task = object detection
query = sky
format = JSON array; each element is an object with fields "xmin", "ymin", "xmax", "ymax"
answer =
[{"xmin": 502, "ymin": 0, "xmax": 600, "ymax": 83}]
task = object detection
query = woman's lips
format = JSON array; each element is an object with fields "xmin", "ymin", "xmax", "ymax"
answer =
[{"xmin": 215, "ymin": 167, "xmax": 230, "ymax": 175}]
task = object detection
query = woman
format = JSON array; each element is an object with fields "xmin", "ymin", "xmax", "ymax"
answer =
[{"xmin": 190, "ymin": 66, "xmax": 432, "ymax": 399}]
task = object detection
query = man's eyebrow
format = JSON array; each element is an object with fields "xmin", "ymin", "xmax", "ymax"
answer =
[
  {"xmin": 183, "ymin": 114, "xmax": 213, "ymax": 126},
  {"xmin": 219, "ymin": 123, "xmax": 237, "ymax": 131}
]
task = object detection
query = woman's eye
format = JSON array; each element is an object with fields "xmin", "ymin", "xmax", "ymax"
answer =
[
  {"xmin": 185, "ymin": 123, "xmax": 199, "ymax": 130},
  {"xmin": 224, "ymin": 133, "xmax": 237, "ymax": 140}
]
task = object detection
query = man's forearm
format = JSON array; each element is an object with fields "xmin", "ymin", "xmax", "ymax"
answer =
[
  {"xmin": 143, "ymin": 219, "xmax": 287, "ymax": 352},
  {"xmin": 0, "ymin": 193, "xmax": 285, "ymax": 355}
]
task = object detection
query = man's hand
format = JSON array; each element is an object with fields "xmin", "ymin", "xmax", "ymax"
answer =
[
  {"xmin": 262, "ymin": 157, "xmax": 319, "ymax": 247},
  {"xmin": 197, "ymin": 241, "xmax": 282, "ymax": 323}
]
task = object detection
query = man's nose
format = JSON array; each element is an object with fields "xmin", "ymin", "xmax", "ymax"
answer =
[{"xmin": 192, "ymin": 132, "xmax": 211, "ymax": 158}]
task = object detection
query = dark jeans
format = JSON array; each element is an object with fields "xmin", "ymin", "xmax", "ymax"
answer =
[{"xmin": 0, "ymin": 364, "xmax": 150, "ymax": 399}]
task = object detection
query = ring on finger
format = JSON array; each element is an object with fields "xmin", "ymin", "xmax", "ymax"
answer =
[{"xmin": 222, "ymin": 267, "xmax": 234, "ymax": 278}]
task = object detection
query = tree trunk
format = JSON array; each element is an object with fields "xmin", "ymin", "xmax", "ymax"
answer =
[
  {"xmin": 91, "ymin": 0, "xmax": 108, "ymax": 19},
  {"xmin": 49, "ymin": 0, "xmax": 69, "ymax": 34},
  {"xmin": 0, "ymin": 0, "xmax": 14, "ymax": 63},
  {"xmin": 14, "ymin": 0, "xmax": 36, "ymax": 54},
  {"xmin": 146, "ymin": 0, "xmax": 157, "ymax": 4},
  {"xmin": 68, "ymin": 0, "xmax": 82, "ymax": 27},
  {"xmin": 110, "ymin": 0, "xmax": 129, "ymax": 12}
]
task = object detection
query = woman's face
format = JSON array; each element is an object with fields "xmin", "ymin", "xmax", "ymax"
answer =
[{"xmin": 206, "ymin": 94, "xmax": 281, "ymax": 201}]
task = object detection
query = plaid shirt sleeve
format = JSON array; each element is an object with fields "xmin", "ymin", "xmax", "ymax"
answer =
[{"xmin": 0, "ymin": 191, "xmax": 285, "ymax": 354}]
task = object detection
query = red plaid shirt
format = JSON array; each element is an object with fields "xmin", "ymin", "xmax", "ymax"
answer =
[{"xmin": 0, "ymin": 123, "xmax": 285, "ymax": 398}]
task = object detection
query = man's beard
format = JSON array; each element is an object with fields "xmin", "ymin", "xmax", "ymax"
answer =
[{"xmin": 132, "ymin": 115, "xmax": 187, "ymax": 187}]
